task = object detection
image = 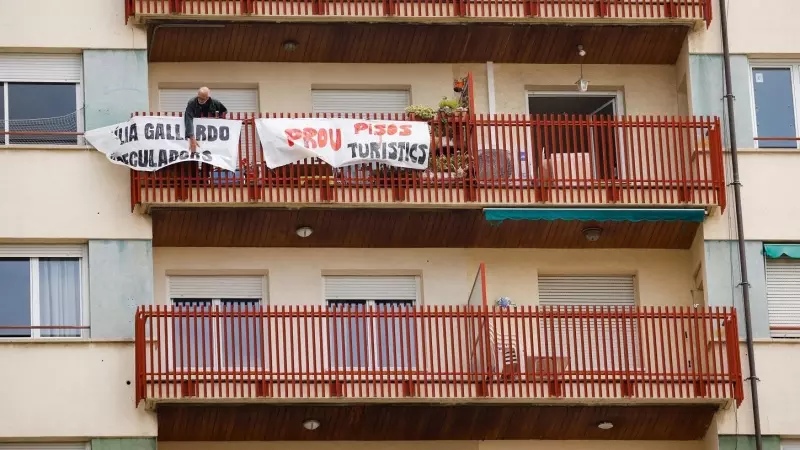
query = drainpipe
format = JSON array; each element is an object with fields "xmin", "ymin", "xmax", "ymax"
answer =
[{"xmin": 717, "ymin": 0, "xmax": 763, "ymax": 448}]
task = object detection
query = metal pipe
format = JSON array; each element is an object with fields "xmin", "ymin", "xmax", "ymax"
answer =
[{"xmin": 717, "ymin": 0, "xmax": 763, "ymax": 448}]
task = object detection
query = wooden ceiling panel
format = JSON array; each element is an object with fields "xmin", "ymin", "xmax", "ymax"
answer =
[
  {"xmin": 150, "ymin": 207, "xmax": 700, "ymax": 248},
  {"xmin": 148, "ymin": 22, "xmax": 690, "ymax": 64},
  {"xmin": 157, "ymin": 403, "xmax": 719, "ymax": 441}
]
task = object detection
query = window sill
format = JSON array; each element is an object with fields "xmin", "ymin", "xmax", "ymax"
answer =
[
  {"xmin": 0, "ymin": 144, "xmax": 92, "ymax": 151},
  {"xmin": 0, "ymin": 337, "xmax": 133, "ymax": 344},
  {"xmin": 727, "ymin": 148, "xmax": 800, "ymax": 154},
  {"xmin": 749, "ymin": 337, "xmax": 800, "ymax": 345}
]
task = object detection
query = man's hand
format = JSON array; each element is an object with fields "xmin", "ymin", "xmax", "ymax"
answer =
[{"xmin": 189, "ymin": 136, "xmax": 198, "ymax": 153}]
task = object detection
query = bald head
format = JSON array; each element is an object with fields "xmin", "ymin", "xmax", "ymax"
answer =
[{"xmin": 197, "ymin": 87, "xmax": 211, "ymax": 104}]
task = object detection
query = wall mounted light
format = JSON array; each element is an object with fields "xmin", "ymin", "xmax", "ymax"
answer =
[
  {"xmin": 296, "ymin": 226, "xmax": 313, "ymax": 238},
  {"xmin": 282, "ymin": 40, "xmax": 298, "ymax": 52},
  {"xmin": 576, "ymin": 44, "xmax": 589, "ymax": 92},
  {"xmin": 582, "ymin": 227, "xmax": 602, "ymax": 242},
  {"xmin": 597, "ymin": 421, "xmax": 614, "ymax": 430},
  {"xmin": 303, "ymin": 419, "xmax": 321, "ymax": 431}
]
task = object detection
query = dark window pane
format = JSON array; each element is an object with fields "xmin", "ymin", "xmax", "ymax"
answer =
[
  {"xmin": 172, "ymin": 299, "xmax": 213, "ymax": 368},
  {"xmin": 0, "ymin": 83, "xmax": 5, "ymax": 145},
  {"xmin": 7, "ymin": 83, "xmax": 78, "ymax": 145},
  {"xmin": 0, "ymin": 259, "xmax": 32, "ymax": 337},
  {"xmin": 752, "ymin": 68, "xmax": 798, "ymax": 148}
]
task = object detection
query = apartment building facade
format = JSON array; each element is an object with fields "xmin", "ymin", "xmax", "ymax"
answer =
[{"xmin": 0, "ymin": 1, "xmax": 795, "ymax": 450}]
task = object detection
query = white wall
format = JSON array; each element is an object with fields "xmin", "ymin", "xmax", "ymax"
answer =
[
  {"xmin": 717, "ymin": 341, "xmax": 800, "ymax": 436},
  {"xmin": 161, "ymin": 440, "xmax": 707, "ymax": 450},
  {"xmin": 0, "ymin": 0, "xmax": 146, "ymax": 50},
  {"xmin": 689, "ymin": 0, "xmax": 800, "ymax": 55},
  {"xmin": 0, "ymin": 341, "xmax": 156, "ymax": 438},
  {"xmin": 0, "ymin": 149, "xmax": 152, "ymax": 240}
]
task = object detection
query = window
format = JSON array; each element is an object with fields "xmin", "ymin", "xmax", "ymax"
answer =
[
  {"xmin": 537, "ymin": 275, "xmax": 639, "ymax": 371},
  {"xmin": 765, "ymin": 258, "xmax": 800, "ymax": 338},
  {"xmin": 0, "ymin": 54, "xmax": 82, "ymax": 146},
  {"xmin": 168, "ymin": 275, "xmax": 267, "ymax": 368},
  {"xmin": 526, "ymin": 91, "xmax": 625, "ymax": 180},
  {"xmin": 0, "ymin": 246, "xmax": 86, "ymax": 338},
  {"xmin": 324, "ymin": 275, "xmax": 419, "ymax": 369},
  {"xmin": 751, "ymin": 64, "xmax": 800, "ymax": 148},
  {"xmin": 311, "ymin": 90, "xmax": 410, "ymax": 114}
]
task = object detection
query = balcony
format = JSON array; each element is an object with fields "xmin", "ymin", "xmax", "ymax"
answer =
[
  {"xmin": 125, "ymin": 0, "xmax": 713, "ymax": 25},
  {"xmin": 132, "ymin": 113, "xmax": 725, "ymax": 210},
  {"xmin": 135, "ymin": 274, "xmax": 742, "ymax": 440}
]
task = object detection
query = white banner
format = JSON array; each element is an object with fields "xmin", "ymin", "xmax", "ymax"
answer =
[
  {"xmin": 254, "ymin": 118, "xmax": 431, "ymax": 170},
  {"xmin": 84, "ymin": 116, "xmax": 242, "ymax": 172}
]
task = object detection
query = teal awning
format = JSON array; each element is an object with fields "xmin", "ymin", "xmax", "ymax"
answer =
[
  {"xmin": 483, "ymin": 208, "xmax": 706, "ymax": 223},
  {"xmin": 764, "ymin": 244, "xmax": 800, "ymax": 259}
]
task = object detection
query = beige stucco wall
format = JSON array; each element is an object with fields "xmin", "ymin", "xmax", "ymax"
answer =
[
  {"xmin": 154, "ymin": 248, "xmax": 695, "ymax": 307},
  {"xmin": 0, "ymin": 0, "xmax": 146, "ymax": 50},
  {"xmin": 492, "ymin": 64, "xmax": 680, "ymax": 116},
  {"xmin": 0, "ymin": 149, "xmax": 152, "ymax": 240},
  {"xmin": 703, "ymin": 151, "xmax": 800, "ymax": 241},
  {"xmin": 0, "ymin": 341, "xmax": 156, "ymax": 438},
  {"xmin": 689, "ymin": 0, "xmax": 800, "ymax": 55},
  {"xmin": 717, "ymin": 341, "xmax": 800, "ymax": 436},
  {"xmin": 149, "ymin": 62, "xmax": 681, "ymax": 115},
  {"xmin": 162, "ymin": 441, "xmax": 707, "ymax": 450}
]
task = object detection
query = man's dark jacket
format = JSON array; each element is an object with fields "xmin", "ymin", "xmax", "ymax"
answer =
[{"xmin": 184, "ymin": 97, "xmax": 228, "ymax": 138}]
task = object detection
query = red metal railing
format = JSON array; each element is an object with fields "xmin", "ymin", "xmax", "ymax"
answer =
[
  {"xmin": 135, "ymin": 305, "xmax": 742, "ymax": 404},
  {"xmin": 131, "ymin": 113, "xmax": 726, "ymax": 209},
  {"xmin": 125, "ymin": 0, "xmax": 712, "ymax": 25}
]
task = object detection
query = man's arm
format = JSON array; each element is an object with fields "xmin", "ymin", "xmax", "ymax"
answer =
[
  {"xmin": 184, "ymin": 100, "xmax": 196, "ymax": 138},
  {"xmin": 215, "ymin": 100, "xmax": 228, "ymax": 116}
]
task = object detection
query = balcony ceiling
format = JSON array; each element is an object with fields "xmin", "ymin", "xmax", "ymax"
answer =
[
  {"xmin": 147, "ymin": 22, "xmax": 690, "ymax": 64},
  {"xmin": 156, "ymin": 403, "xmax": 719, "ymax": 441},
  {"xmin": 150, "ymin": 207, "xmax": 701, "ymax": 248}
]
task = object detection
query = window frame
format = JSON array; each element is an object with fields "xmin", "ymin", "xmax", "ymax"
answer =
[
  {"xmin": 323, "ymin": 275, "xmax": 421, "ymax": 370},
  {"xmin": 749, "ymin": 61, "xmax": 800, "ymax": 149},
  {"xmin": 0, "ymin": 78, "xmax": 84, "ymax": 147},
  {"xmin": 0, "ymin": 245, "xmax": 89, "ymax": 339}
]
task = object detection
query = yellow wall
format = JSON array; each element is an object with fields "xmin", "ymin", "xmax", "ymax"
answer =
[
  {"xmin": 154, "ymin": 248, "xmax": 695, "ymax": 307},
  {"xmin": 0, "ymin": 341, "xmax": 156, "ymax": 438},
  {"xmin": 149, "ymin": 62, "xmax": 682, "ymax": 115},
  {"xmin": 0, "ymin": 0, "xmax": 146, "ymax": 50},
  {"xmin": 161, "ymin": 441, "xmax": 707, "ymax": 450},
  {"xmin": 0, "ymin": 149, "xmax": 152, "ymax": 240}
]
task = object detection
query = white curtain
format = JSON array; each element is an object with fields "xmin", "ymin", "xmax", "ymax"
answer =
[{"xmin": 39, "ymin": 258, "xmax": 81, "ymax": 337}]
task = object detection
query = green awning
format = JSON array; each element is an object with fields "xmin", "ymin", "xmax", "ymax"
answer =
[
  {"xmin": 764, "ymin": 244, "xmax": 800, "ymax": 259},
  {"xmin": 483, "ymin": 208, "xmax": 706, "ymax": 223}
]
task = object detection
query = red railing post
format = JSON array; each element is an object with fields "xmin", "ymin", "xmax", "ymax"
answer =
[
  {"xmin": 704, "ymin": 0, "xmax": 713, "ymax": 27},
  {"xmin": 241, "ymin": 0, "xmax": 254, "ymax": 14}
]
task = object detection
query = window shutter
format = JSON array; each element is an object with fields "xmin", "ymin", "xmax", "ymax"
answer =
[
  {"xmin": 158, "ymin": 88, "xmax": 259, "ymax": 113},
  {"xmin": 312, "ymin": 90, "xmax": 410, "ymax": 114},
  {"xmin": 0, "ymin": 54, "xmax": 82, "ymax": 82},
  {"xmin": 766, "ymin": 259, "xmax": 800, "ymax": 338},
  {"xmin": 538, "ymin": 275, "xmax": 636, "ymax": 306},
  {"xmin": 168, "ymin": 275, "xmax": 265, "ymax": 300},
  {"xmin": 0, "ymin": 445, "xmax": 87, "ymax": 450},
  {"xmin": 537, "ymin": 275, "xmax": 638, "ymax": 371},
  {"xmin": 324, "ymin": 276, "xmax": 418, "ymax": 301},
  {"xmin": 0, "ymin": 244, "xmax": 85, "ymax": 258}
]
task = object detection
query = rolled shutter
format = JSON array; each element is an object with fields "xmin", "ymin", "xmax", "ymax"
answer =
[
  {"xmin": 766, "ymin": 258, "xmax": 800, "ymax": 338},
  {"xmin": 311, "ymin": 90, "xmax": 409, "ymax": 114},
  {"xmin": 168, "ymin": 275, "xmax": 265, "ymax": 300},
  {"xmin": 0, "ymin": 244, "xmax": 85, "ymax": 258},
  {"xmin": 0, "ymin": 54, "xmax": 81, "ymax": 82},
  {"xmin": 324, "ymin": 276, "xmax": 418, "ymax": 301},
  {"xmin": 0, "ymin": 445, "xmax": 87, "ymax": 450},
  {"xmin": 158, "ymin": 88, "xmax": 258, "ymax": 113},
  {"xmin": 537, "ymin": 275, "xmax": 638, "ymax": 371},
  {"xmin": 538, "ymin": 276, "xmax": 636, "ymax": 306}
]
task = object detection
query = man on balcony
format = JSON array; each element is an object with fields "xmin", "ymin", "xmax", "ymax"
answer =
[{"xmin": 185, "ymin": 87, "xmax": 228, "ymax": 152}]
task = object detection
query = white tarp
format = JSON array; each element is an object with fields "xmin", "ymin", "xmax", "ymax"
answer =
[
  {"xmin": 84, "ymin": 116, "xmax": 242, "ymax": 172},
  {"xmin": 254, "ymin": 117, "xmax": 431, "ymax": 169}
]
